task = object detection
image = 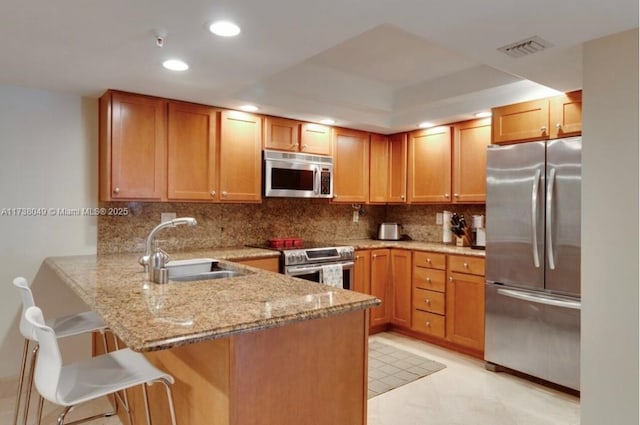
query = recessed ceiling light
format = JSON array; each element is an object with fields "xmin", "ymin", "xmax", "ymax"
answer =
[
  {"xmin": 162, "ymin": 59, "xmax": 189, "ymax": 71},
  {"xmin": 474, "ymin": 111, "xmax": 492, "ymax": 118},
  {"xmin": 418, "ymin": 121, "xmax": 435, "ymax": 129},
  {"xmin": 320, "ymin": 119, "xmax": 335, "ymax": 125},
  {"xmin": 209, "ymin": 21, "xmax": 241, "ymax": 37},
  {"xmin": 240, "ymin": 104, "xmax": 259, "ymax": 112}
]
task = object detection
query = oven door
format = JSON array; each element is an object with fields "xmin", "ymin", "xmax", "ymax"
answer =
[
  {"xmin": 264, "ymin": 159, "xmax": 317, "ymax": 198},
  {"xmin": 285, "ymin": 261, "xmax": 353, "ymax": 290}
]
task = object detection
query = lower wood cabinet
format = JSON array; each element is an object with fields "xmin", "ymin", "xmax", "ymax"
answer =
[
  {"xmin": 390, "ymin": 250, "xmax": 411, "ymax": 327},
  {"xmin": 446, "ymin": 270, "xmax": 485, "ymax": 352},
  {"xmin": 369, "ymin": 249, "xmax": 391, "ymax": 328},
  {"xmin": 232, "ymin": 257, "xmax": 279, "ymax": 273},
  {"xmin": 353, "ymin": 250, "xmax": 371, "ymax": 295}
]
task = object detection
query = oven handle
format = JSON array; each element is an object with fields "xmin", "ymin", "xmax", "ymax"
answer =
[{"xmin": 286, "ymin": 261, "xmax": 354, "ymax": 276}]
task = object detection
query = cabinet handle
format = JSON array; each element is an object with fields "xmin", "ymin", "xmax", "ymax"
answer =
[
  {"xmin": 221, "ymin": 191, "xmax": 228, "ymax": 197},
  {"xmin": 426, "ymin": 277, "xmax": 431, "ymax": 283},
  {"xmin": 556, "ymin": 123, "xmax": 562, "ymax": 130},
  {"xmin": 444, "ymin": 193, "xmax": 450, "ymax": 198},
  {"xmin": 463, "ymin": 262, "xmax": 469, "ymax": 268},
  {"xmin": 372, "ymin": 254, "xmax": 377, "ymax": 259},
  {"xmin": 449, "ymin": 276, "xmax": 454, "ymax": 282},
  {"xmin": 426, "ymin": 258, "xmax": 432, "ymax": 263},
  {"xmin": 113, "ymin": 187, "xmax": 120, "ymax": 194},
  {"xmin": 454, "ymin": 193, "xmax": 459, "ymax": 198},
  {"xmin": 541, "ymin": 126, "xmax": 547, "ymax": 133},
  {"xmin": 424, "ymin": 299, "xmax": 431, "ymax": 305},
  {"xmin": 401, "ymin": 195, "xmax": 405, "ymax": 200},
  {"xmin": 303, "ymin": 144, "xmax": 308, "ymax": 149},
  {"xmin": 425, "ymin": 321, "xmax": 431, "ymax": 327},
  {"xmin": 355, "ymin": 255, "xmax": 360, "ymax": 260},
  {"xmin": 210, "ymin": 190, "xmax": 216, "ymax": 197}
]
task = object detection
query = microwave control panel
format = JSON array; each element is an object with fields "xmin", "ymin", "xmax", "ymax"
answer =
[{"xmin": 320, "ymin": 169, "xmax": 331, "ymax": 195}]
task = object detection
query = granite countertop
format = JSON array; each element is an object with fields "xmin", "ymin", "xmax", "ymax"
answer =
[
  {"xmin": 337, "ymin": 239, "xmax": 486, "ymax": 257},
  {"xmin": 45, "ymin": 247, "xmax": 378, "ymax": 352}
]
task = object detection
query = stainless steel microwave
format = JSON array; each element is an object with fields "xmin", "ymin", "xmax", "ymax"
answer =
[{"xmin": 263, "ymin": 150, "xmax": 333, "ymax": 198}]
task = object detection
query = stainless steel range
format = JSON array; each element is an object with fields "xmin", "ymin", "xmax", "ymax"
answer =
[{"xmin": 276, "ymin": 243, "xmax": 355, "ymax": 290}]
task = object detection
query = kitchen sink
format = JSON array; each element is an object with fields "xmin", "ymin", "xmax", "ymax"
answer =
[{"xmin": 165, "ymin": 258, "xmax": 251, "ymax": 282}]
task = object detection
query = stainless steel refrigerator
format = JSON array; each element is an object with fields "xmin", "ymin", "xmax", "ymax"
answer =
[{"xmin": 485, "ymin": 136, "xmax": 581, "ymax": 391}]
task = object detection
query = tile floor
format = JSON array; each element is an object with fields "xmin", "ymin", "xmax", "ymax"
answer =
[{"xmin": 0, "ymin": 332, "xmax": 580, "ymax": 425}]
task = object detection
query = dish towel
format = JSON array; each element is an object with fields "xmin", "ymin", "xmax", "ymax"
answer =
[{"xmin": 321, "ymin": 264, "xmax": 343, "ymax": 289}]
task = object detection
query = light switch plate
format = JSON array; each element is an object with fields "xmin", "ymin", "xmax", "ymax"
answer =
[
  {"xmin": 436, "ymin": 213, "xmax": 443, "ymax": 225},
  {"xmin": 161, "ymin": 212, "xmax": 176, "ymax": 223}
]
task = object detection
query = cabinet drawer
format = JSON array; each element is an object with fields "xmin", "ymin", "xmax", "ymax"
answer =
[
  {"xmin": 412, "ymin": 310, "xmax": 445, "ymax": 338},
  {"xmin": 413, "ymin": 267, "xmax": 446, "ymax": 292},
  {"xmin": 448, "ymin": 255, "xmax": 485, "ymax": 276},
  {"xmin": 413, "ymin": 288, "xmax": 445, "ymax": 315},
  {"xmin": 413, "ymin": 251, "xmax": 446, "ymax": 270}
]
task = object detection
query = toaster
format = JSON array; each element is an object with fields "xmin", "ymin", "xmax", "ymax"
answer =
[{"xmin": 378, "ymin": 223, "xmax": 401, "ymax": 240}]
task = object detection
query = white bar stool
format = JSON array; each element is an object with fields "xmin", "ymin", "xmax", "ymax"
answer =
[
  {"xmin": 25, "ymin": 306, "xmax": 178, "ymax": 425},
  {"xmin": 12, "ymin": 277, "xmax": 110, "ymax": 425}
]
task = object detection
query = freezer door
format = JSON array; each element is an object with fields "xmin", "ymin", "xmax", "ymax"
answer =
[
  {"xmin": 486, "ymin": 142, "xmax": 545, "ymax": 290},
  {"xmin": 485, "ymin": 283, "xmax": 581, "ymax": 390},
  {"xmin": 545, "ymin": 137, "xmax": 581, "ymax": 296}
]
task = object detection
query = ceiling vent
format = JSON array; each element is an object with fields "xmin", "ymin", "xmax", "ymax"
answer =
[{"xmin": 497, "ymin": 36, "xmax": 553, "ymax": 58}]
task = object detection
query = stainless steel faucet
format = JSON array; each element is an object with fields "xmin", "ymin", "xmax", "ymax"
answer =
[{"xmin": 139, "ymin": 217, "xmax": 198, "ymax": 280}]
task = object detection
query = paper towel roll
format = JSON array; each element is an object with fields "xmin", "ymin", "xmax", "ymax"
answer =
[
  {"xmin": 443, "ymin": 210, "xmax": 452, "ymax": 243},
  {"xmin": 472, "ymin": 214, "xmax": 484, "ymax": 229}
]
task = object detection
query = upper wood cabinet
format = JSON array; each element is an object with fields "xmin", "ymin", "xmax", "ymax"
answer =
[
  {"xmin": 300, "ymin": 123, "xmax": 332, "ymax": 155},
  {"xmin": 99, "ymin": 91, "xmax": 167, "ymax": 201},
  {"xmin": 492, "ymin": 90, "xmax": 582, "ymax": 144},
  {"xmin": 388, "ymin": 133, "xmax": 408, "ymax": 204},
  {"xmin": 263, "ymin": 117, "xmax": 300, "ymax": 152},
  {"xmin": 333, "ymin": 128, "xmax": 370, "ymax": 203},
  {"xmin": 491, "ymin": 98, "xmax": 549, "ymax": 143},
  {"xmin": 167, "ymin": 102, "xmax": 218, "ymax": 201},
  {"xmin": 370, "ymin": 249, "xmax": 391, "ymax": 328},
  {"xmin": 390, "ymin": 250, "xmax": 412, "ymax": 328},
  {"xmin": 219, "ymin": 111, "xmax": 262, "ymax": 202},
  {"xmin": 407, "ymin": 126, "xmax": 452, "ymax": 203},
  {"xmin": 550, "ymin": 90, "xmax": 582, "ymax": 138},
  {"xmin": 369, "ymin": 133, "xmax": 389, "ymax": 204},
  {"xmin": 452, "ymin": 118, "xmax": 491, "ymax": 203}
]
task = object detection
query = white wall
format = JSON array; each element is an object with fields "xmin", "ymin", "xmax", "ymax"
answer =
[
  {"xmin": 0, "ymin": 84, "xmax": 98, "ymax": 378},
  {"xmin": 581, "ymin": 29, "xmax": 639, "ymax": 424}
]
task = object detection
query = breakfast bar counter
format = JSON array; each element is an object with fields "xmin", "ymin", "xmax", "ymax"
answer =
[{"xmin": 43, "ymin": 250, "xmax": 379, "ymax": 425}]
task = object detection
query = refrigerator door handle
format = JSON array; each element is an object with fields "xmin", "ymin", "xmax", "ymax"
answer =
[
  {"xmin": 546, "ymin": 167, "xmax": 556, "ymax": 270},
  {"xmin": 497, "ymin": 288, "xmax": 581, "ymax": 310},
  {"xmin": 531, "ymin": 169, "xmax": 541, "ymax": 268}
]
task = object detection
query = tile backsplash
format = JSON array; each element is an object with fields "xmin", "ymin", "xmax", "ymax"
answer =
[{"xmin": 98, "ymin": 199, "xmax": 485, "ymax": 254}]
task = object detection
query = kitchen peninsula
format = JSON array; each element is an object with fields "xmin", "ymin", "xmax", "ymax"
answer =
[{"xmin": 44, "ymin": 249, "xmax": 379, "ymax": 425}]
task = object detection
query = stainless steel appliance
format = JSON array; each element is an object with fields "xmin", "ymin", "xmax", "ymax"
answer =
[
  {"xmin": 378, "ymin": 223, "xmax": 401, "ymax": 240},
  {"xmin": 485, "ymin": 136, "xmax": 581, "ymax": 391},
  {"xmin": 280, "ymin": 243, "xmax": 354, "ymax": 290},
  {"xmin": 263, "ymin": 150, "xmax": 333, "ymax": 198}
]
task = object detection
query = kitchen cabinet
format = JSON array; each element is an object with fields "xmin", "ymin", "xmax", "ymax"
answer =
[
  {"xmin": 388, "ymin": 133, "xmax": 408, "ymax": 203},
  {"xmin": 333, "ymin": 128, "xmax": 370, "ymax": 203},
  {"xmin": 407, "ymin": 126, "xmax": 452, "ymax": 203},
  {"xmin": 550, "ymin": 90, "xmax": 582, "ymax": 138},
  {"xmin": 99, "ymin": 91, "xmax": 167, "ymax": 201},
  {"xmin": 167, "ymin": 102, "xmax": 219, "ymax": 201},
  {"xmin": 411, "ymin": 251, "xmax": 447, "ymax": 338},
  {"xmin": 263, "ymin": 116, "xmax": 300, "ymax": 152},
  {"xmin": 300, "ymin": 123, "xmax": 332, "ymax": 155},
  {"xmin": 369, "ymin": 133, "xmax": 389, "ymax": 204},
  {"xmin": 232, "ymin": 257, "xmax": 279, "ymax": 273},
  {"xmin": 492, "ymin": 90, "xmax": 582, "ymax": 144},
  {"xmin": 219, "ymin": 110, "xmax": 263, "ymax": 202},
  {"xmin": 369, "ymin": 249, "xmax": 391, "ymax": 328},
  {"xmin": 446, "ymin": 255, "xmax": 485, "ymax": 352},
  {"xmin": 353, "ymin": 250, "xmax": 371, "ymax": 295},
  {"xmin": 390, "ymin": 249, "xmax": 412, "ymax": 328},
  {"xmin": 452, "ymin": 118, "xmax": 491, "ymax": 203}
]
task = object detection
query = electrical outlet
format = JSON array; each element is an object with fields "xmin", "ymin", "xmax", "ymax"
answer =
[
  {"xmin": 352, "ymin": 210, "xmax": 359, "ymax": 223},
  {"xmin": 436, "ymin": 213, "xmax": 443, "ymax": 225},
  {"xmin": 161, "ymin": 212, "xmax": 176, "ymax": 223}
]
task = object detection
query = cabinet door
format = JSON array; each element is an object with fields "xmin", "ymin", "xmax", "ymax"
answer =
[
  {"xmin": 333, "ymin": 128, "xmax": 370, "ymax": 203},
  {"xmin": 390, "ymin": 250, "xmax": 412, "ymax": 328},
  {"xmin": 101, "ymin": 91, "xmax": 166, "ymax": 201},
  {"xmin": 453, "ymin": 118, "xmax": 491, "ymax": 203},
  {"xmin": 353, "ymin": 250, "xmax": 371, "ymax": 294},
  {"xmin": 369, "ymin": 133, "xmax": 389, "ymax": 204},
  {"xmin": 550, "ymin": 90, "xmax": 582, "ymax": 138},
  {"xmin": 388, "ymin": 133, "xmax": 408, "ymax": 204},
  {"xmin": 446, "ymin": 271, "xmax": 485, "ymax": 352},
  {"xmin": 167, "ymin": 102, "xmax": 218, "ymax": 201},
  {"xmin": 300, "ymin": 123, "xmax": 332, "ymax": 155},
  {"xmin": 492, "ymin": 99, "xmax": 549, "ymax": 144},
  {"xmin": 219, "ymin": 111, "xmax": 262, "ymax": 202},
  {"xmin": 370, "ymin": 249, "xmax": 391, "ymax": 327},
  {"xmin": 264, "ymin": 117, "xmax": 300, "ymax": 152},
  {"xmin": 408, "ymin": 126, "xmax": 452, "ymax": 203}
]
